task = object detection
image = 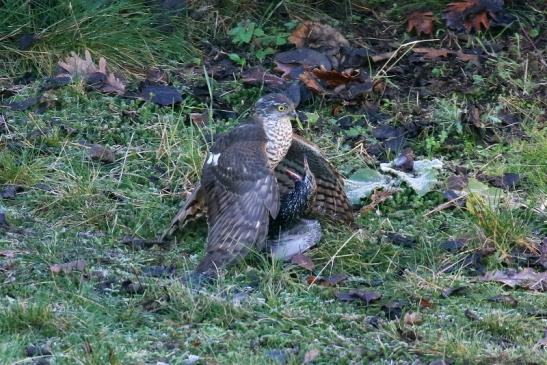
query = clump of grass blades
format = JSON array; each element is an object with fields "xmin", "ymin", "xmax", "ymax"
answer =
[
  {"xmin": 466, "ymin": 193, "xmax": 534, "ymax": 261},
  {"xmin": 0, "ymin": 0, "xmax": 197, "ymax": 78}
]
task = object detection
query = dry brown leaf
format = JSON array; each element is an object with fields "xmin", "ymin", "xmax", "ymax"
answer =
[
  {"xmin": 361, "ymin": 190, "xmax": 392, "ymax": 214},
  {"xmin": 479, "ymin": 268, "xmax": 547, "ymax": 291},
  {"xmin": 50, "ymin": 260, "xmax": 86, "ymax": 274},
  {"xmin": 312, "ymin": 68, "xmax": 361, "ymax": 87},
  {"xmin": 413, "ymin": 47, "xmax": 451, "ymax": 59},
  {"xmin": 58, "ymin": 50, "xmax": 125, "ymax": 95},
  {"xmin": 455, "ymin": 51, "xmax": 480, "ymax": 63},
  {"xmin": 288, "ymin": 21, "xmax": 350, "ymax": 49},
  {"xmin": 291, "ymin": 253, "xmax": 315, "ymax": 271},
  {"xmin": 371, "ymin": 51, "xmax": 397, "ymax": 63},
  {"xmin": 407, "ymin": 11, "xmax": 434, "ymax": 36},
  {"xmin": 299, "ymin": 71, "xmax": 327, "ymax": 95},
  {"xmin": 466, "ymin": 10, "xmax": 490, "ymax": 32},
  {"xmin": 404, "ymin": 312, "xmax": 423, "ymax": 326}
]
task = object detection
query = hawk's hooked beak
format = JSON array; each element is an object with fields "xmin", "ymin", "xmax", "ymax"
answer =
[{"xmin": 290, "ymin": 110, "xmax": 298, "ymax": 119}]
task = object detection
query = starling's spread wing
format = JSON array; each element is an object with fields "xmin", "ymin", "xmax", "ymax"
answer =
[
  {"xmin": 196, "ymin": 125, "xmax": 280, "ymax": 275},
  {"xmin": 275, "ymin": 134, "xmax": 353, "ymax": 223}
]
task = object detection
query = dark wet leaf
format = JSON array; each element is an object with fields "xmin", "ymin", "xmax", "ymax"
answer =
[
  {"xmin": 441, "ymin": 286, "xmax": 467, "ymax": 298},
  {"xmin": 140, "ymin": 85, "xmax": 182, "ymax": 106},
  {"xmin": 464, "ymin": 309, "xmax": 480, "ymax": 321},
  {"xmin": 393, "ymin": 149, "xmax": 414, "ymax": 172},
  {"xmin": 288, "ymin": 21, "xmax": 349, "ymax": 49},
  {"xmin": 120, "ymin": 279, "xmax": 145, "ymax": 295},
  {"xmin": 26, "ymin": 344, "xmax": 52, "ymax": 357},
  {"xmin": 324, "ymin": 273, "xmax": 349, "ymax": 286},
  {"xmin": 447, "ymin": 174, "xmax": 468, "ymax": 191},
  {"xmin": 407, "ymin": 11, "xmax": 434, "ymax": 36},
  {"xmin": 336, "ymin": 116, "xmax": 353, "ymax": 130},
  {"xmin": 5, "ymin": 96, "xmax": 40, "ymax": 111},
  {"xmin": 372, "ymin": 125, "xmax": 405, "ymax": 141},
  {"xmin": 336, "ymin": 290, "xmax": 381, "ymax": 305},
  {"xmin": 291, "ymin": 253, "xmax": 315, "ymax": 271},
  {"xmin": 366, "ymin": 316, "xmax": 381, "ymax": 328},
  {"xmin": 88, "ymin": 144, "xmax": 116, "ymax": 164},
  {"xmin": 386, "ymin": 232, "xmax": 416, "ymax": 248},
  {"xmin": 85, "ymin": 72, "xmax": 106, "ymax": 89},
  {"xmin": 382, "ymin": 301, "xmax": 403, "ymax": 320},
  {"xmin": 241, "ymin": 67, "xmax": 285, "ymax": 87},
  {"xmin": 486, "ymin": 172, "xmax": 521, "ymax": 190},
  {"xmin": 50, "ymin": 260, "xmax": 86, "ymax": 274},
  {"xmin": 19, "ymin": 33, "xmax": 38, "ymax": 50},
  {"xmin": 0, "ymin": 212, "xmax": 9, "ymax": 228},
  {"xmin": 1, "ymin": 185, "xmax": 23, "ymax": 199},
  {"xmin": 488, "ymin": 294, "xmax": 518, "ymax": 307},
  {"xmin": 479, "ymin": 268, "xmax": 547, "ymax": 291},
  {"xmin": 41, "ymin": 76, "xmax": 72, "ymax": 91},
  {"xmin": 339, "ymin": 47, "xmax": 374, "ymax": 68},
  {"xmin": 275, "ymin": 49, "xmax": 332, "ymax": 70},
  {"xmin": 440, "ymin": 239, "xmax": 465, "ymax": 252},
  {"xmin": 461, "ymin": 252, "xmax": 486, "ymax": 275}
]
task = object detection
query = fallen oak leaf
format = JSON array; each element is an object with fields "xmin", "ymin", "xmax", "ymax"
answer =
[
  {"xmin": 407, "ymin": 11, "xmax": 434, "ymax": 36},
  {"xmin": 58, "ymin": 50, "xmax": 125, "ymax": 95},
  {"xmin": 50, "ymin": 260, "xmax": 86, "ymax": 274}
]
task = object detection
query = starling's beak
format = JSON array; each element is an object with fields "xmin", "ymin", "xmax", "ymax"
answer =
[{"xmin": 285, "ymin": 168, "xmax": 302, "ymax": 182}]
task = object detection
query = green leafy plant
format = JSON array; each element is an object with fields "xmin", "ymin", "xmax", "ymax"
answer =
[{"xmin": 228, "ymin": 21, "xmax": 288, "ymax": 61}]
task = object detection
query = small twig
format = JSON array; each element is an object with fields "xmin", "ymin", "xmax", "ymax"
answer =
[
  {"xmin": 308, "ymin": 230, "xmax": 360, "ymax": 289},
  {"xmin": 424, "ymin": 193, "xmax": 468, "ymax": 217}
]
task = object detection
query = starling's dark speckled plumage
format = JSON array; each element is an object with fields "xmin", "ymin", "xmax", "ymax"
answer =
[{"xmin": 269, "ymin": 156, "xmax": 317, "ymax": 235}]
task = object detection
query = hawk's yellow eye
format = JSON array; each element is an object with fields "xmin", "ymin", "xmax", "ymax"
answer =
[{"xmin": 277, "ymin": 105, "xmax": 287, "ymax": 112}]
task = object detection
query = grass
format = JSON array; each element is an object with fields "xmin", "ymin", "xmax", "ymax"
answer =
[{"xmin": 1, "ymin": 1, "xmax": 547, "ymax": 364}]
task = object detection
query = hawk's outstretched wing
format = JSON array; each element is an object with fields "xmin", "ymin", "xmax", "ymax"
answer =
[
  {"xmin": 195, "ymin": 124, "xmax": 279, "ymax": 276},
  {"xmin": 275, "ymin": 134, "xmax": 353, "ymax": 223}
]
